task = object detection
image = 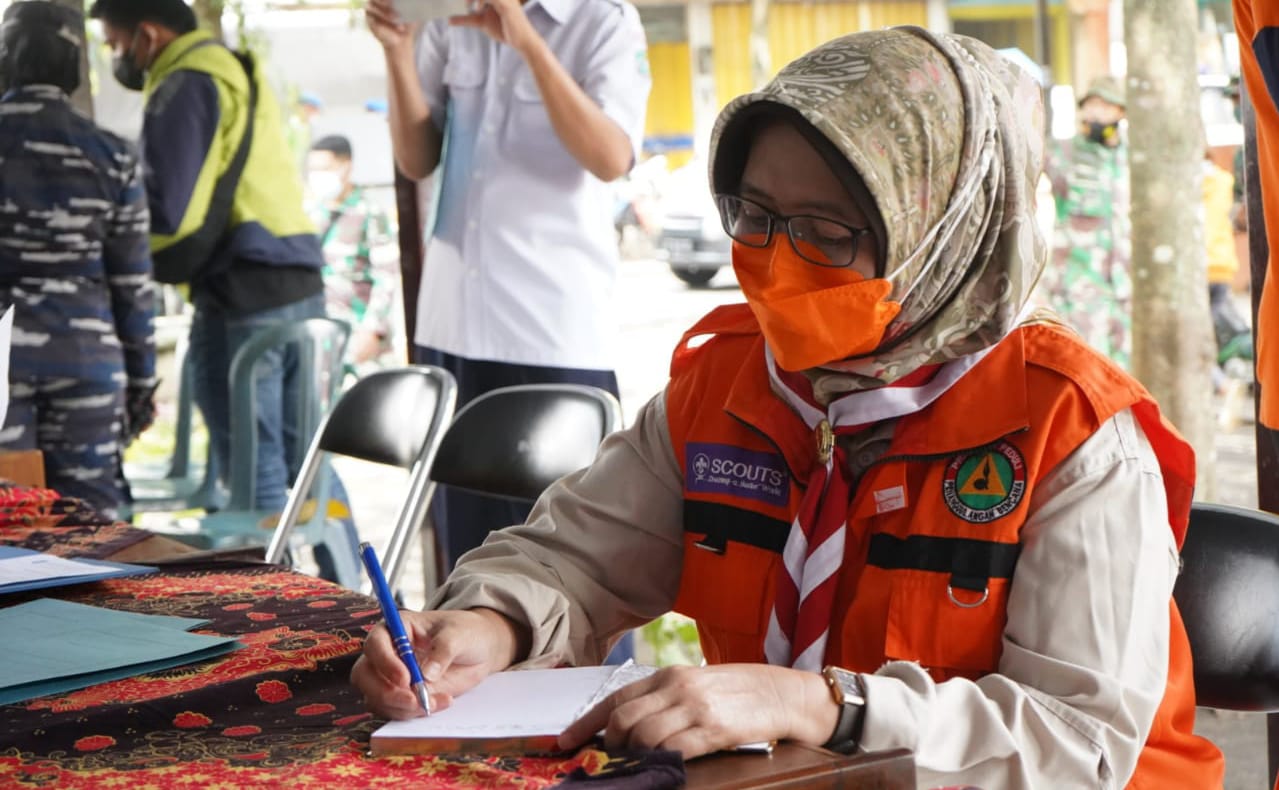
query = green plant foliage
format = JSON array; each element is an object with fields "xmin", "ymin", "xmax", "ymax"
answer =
[{"xmin": 639, "ymin": 612, "xmax": 704, "ymax": 667}]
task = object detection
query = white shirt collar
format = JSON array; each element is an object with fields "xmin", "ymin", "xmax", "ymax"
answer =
[{"xmin": 527, "ymin": 0, "xmax": 571, "ymax": 26}]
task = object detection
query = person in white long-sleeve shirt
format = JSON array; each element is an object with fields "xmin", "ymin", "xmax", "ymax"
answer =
[
  {"xmin": 365, "ymin": 0, "xmax": 651, "ymax": 572},
  {"xmin": 352, "ymin": 28, "xmax": 1224, "ymax": 788}
]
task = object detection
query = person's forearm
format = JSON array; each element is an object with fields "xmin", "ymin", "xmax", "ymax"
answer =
[
  {"xmin": 385, "ymin": 45, "xmax": 444, "ymax": 181},
  {"xmin": 786, "ymin": 668, "xmax": 840, "ymax": 746},
  {"xmin": 473, "ymin": 607, "xmax": 532, "ymax": 668},
  {"xmin": 142, "ymin": 72, "xmax": 220, "ymax": 240},
  {"xmin": 519, "ymin": 37, "xmax": 633, "ymax": 182}
]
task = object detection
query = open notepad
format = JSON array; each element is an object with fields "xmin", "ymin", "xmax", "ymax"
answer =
[
  {"xmin": 371, "ymin": 663, "xmax": 657, "ymax": 756},
  {"xmin": 370, "ymin": 662, "xmax": 774, "ymax": 757}
]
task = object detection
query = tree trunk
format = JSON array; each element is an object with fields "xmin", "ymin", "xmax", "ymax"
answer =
[
  {"xmin": 51, "ymin": 0, "xmax": 92, "ymax": 118},
  {"xmin": 1124, "ymin": 0, "xmax": 1217, "ymax": 498},
  {"xmin": 749, "ymin": 0, "xmax": 770, "ymax": 91}
]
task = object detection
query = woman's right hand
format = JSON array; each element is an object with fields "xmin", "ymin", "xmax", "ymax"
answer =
[
  {"xmin": 351, "ymin": 608, "xmax": 523, "ymax": 720},
  {"xmin": 365, "ymin": 0, "xmax": 418, "ymax": 55}
]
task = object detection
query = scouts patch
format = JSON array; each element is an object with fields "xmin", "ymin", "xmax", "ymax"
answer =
[
  {"xmin": 942, "ymin": 441, "xmax": 1026, "ymax": 523},
  {"xmin": 686, "ymin": 442, "xmax": 789, "ymax": 508}
]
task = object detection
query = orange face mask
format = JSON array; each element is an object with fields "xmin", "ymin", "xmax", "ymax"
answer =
[{"xmin": 733, "ymin": 240, "xmax": 901, "ymax": 371}]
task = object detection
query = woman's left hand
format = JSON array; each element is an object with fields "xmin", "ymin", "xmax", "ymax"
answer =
[{"xmin": 557, "ymin": 663, "xmax": 838, "ymax": 759}]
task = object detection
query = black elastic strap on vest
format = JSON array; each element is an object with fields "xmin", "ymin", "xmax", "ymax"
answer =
[
  {"xmin": 152, "ymin": 47, "xmax": 259, "ymax": 285},
  {"xmin": 867, "ymin": 533, "xmax": 1020, "ymax": 591},
  {"xmin": 684, "ymin": 500, "xmax": 790, "ymax": 555}
]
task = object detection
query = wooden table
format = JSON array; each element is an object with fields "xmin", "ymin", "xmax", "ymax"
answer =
[
  {"xmin": 0, "ymin": 449, "xmax": 44, "ymax": 487},
  {"xmin": 686, "ymin": 744, "xmax": 915, "ymax": 788}
]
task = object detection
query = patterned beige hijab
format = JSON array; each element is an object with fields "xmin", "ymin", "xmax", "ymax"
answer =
[{"xmin": 709, "ymin": 27, "xmax": 1048, "ymax": 387}]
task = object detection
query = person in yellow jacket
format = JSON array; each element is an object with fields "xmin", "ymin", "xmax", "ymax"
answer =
[
  {"xmin": 352, "ymin": 29, "xmax": 1224, "ymax": 787},
  {"xmin": 90, "ymin": 0, "xmax": 346, "ymax": 517}
]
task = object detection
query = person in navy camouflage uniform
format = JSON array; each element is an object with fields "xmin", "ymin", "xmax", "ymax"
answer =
[{"xmin": 0, "ymin": 1, "xmax": 156, "ymax": 518}]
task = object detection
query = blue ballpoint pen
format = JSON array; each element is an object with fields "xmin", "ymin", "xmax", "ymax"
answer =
[{"xmin": 359, "ymin": 542, "xmax": 431, "ymax": 716}]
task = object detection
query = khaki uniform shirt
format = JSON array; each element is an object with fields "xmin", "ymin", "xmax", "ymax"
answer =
[{"xmin": 429, "ymin": 393, "xmax": 1176, "ymax": 789}]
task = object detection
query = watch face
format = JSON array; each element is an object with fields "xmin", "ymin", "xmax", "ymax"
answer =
[{"xmin": 826, "ymin": 667, "xmax": 863, "ymax": 705}]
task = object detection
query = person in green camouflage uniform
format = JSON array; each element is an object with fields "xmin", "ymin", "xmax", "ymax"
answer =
[
  {"xmin": 306, "ymin": 135, "xmax": 400, "ymax": 373},
  {"xmin": 1043, "ymin": 76, "xmax": 1131, "ymax": 368}
]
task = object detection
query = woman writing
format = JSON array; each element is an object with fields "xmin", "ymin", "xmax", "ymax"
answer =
[{"xmin": 353, "ymin": 28, "xmax": 1223, "ymax": 787}]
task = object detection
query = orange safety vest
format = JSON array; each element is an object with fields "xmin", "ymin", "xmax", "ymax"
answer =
[
  {"xmin": 665, "ymin": 304, "xmax": 1223, "ymax": 788},
  {"xmin": 1233, "ymin": 0, "xmax": 1279, "ymax": 431}
]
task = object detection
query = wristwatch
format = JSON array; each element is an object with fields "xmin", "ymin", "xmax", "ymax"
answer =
[{"xmin": 821, "ymin": 665, "xmax": 866, "ymax": 753}]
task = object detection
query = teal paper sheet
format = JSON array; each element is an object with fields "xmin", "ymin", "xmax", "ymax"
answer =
[{"xmin": 0, "ymin": 598, "xmax": 241, "ymax": 705}]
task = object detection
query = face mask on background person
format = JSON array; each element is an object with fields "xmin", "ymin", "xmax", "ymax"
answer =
[
  {"xmin": 1085, "ymin": 120, "xmax": 1120, "ymax": 146},
  {"xmin": 112, "ymin": 30, "xmax": 149, "ymax": 91},
  {"xmin": 307, "ymin": 170, "xmax": 345, "ymax": 206}
]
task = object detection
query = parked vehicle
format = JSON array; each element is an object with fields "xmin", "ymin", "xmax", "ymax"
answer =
[
  {"xmin": 613, "ymin": 155, "xmax": 665, "ymax": 249},
  {"xmin": 653, "ymin": 160, "xmax": 732, "ymax": 288}
]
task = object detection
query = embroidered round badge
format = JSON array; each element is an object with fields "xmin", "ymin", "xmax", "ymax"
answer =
[{"xmin": 942, "ymin": 441, "xmax": 1027, "ymax": 523}]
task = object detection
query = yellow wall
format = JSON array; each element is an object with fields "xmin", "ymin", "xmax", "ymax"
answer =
[
  {"xmin": 772, "ymin": 1, "xmax": 929, "ymax": 65},
  {"xmin": 645, "ymin": 40, "xmax": 696, "ymax": 167},
  {"xmin": 641, "ymin": 0, "xmax": 928, "ymax": 162},
  {"xmin": 949, "ymin": 5, "xmax": 1071, "ymax": 85},
  {"xmin": 711, "ymin": 1, "xmax": 928, "ymax": 108},
  {"xmin": 711, "ymin": 4, "xmax": 753, "ymax": 109}
]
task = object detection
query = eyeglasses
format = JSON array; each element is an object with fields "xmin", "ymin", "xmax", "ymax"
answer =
[{"xmin": 715, "ymin": 194, "xmax": 875, "ymax": 274}]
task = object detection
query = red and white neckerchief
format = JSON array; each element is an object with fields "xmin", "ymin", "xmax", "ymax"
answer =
[{"xmin": 761, "ymin": 345, "xmax": 993, "ymax": 672}]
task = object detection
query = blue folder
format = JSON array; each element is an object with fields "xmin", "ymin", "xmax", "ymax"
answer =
[
  {"xmin": 0, "ymin": 598, "xmax": 243, "ymax": 705},
  {"xmin": 0, "ymin": 545, "xmax": 155, "ymax": 594}
]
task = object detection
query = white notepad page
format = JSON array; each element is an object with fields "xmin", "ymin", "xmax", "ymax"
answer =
[
  {"xmin": 373, "ymin": 665, "xmax": 632, "ymax": 740},
  {"xmin": 371, "ymin": 662, "xmax": 772, "ymax": 753}
]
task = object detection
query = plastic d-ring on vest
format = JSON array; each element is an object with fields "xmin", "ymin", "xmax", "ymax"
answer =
[{"xmin": 947, "ymin": 585, "xmax": 989, "ymax": 609}]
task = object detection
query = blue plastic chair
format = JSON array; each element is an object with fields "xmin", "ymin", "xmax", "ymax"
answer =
[
  {"xmin": 224, "ymin": 317, "xmax": 349, "ymax": 513},
  {"xmin": 125, "ymin": 347, "xmax": 224, "ymax": 514},
  {"xmin": 179, "ymin": 318, "xmax": 351, "ymax": 567}
]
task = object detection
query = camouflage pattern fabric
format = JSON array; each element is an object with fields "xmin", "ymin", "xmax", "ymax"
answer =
[
  {"xmin": 0, "ymin": 85, "xmax": 156, "ymax": 518},
  {"xmin": 1042, "ymin": 134, "xmax": 1132, "ymax": 369},
  {"xmin": 2, "ymin": 379, "xmax": 127, "ymax": 517},
  {"xmin": 312, "ymin": 187, "xmax": 400, "ymax": 370}
]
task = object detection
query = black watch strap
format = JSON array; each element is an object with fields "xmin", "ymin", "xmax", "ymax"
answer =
[
  {"xmin": 822, "ymin": 673, "xmax": 866, "ymax": 753},
  {"xmin": 823, "ymin": 700, "xmax": 864, "ymax": 753}
]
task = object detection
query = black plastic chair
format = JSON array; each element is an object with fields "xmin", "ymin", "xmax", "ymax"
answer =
[
  {"xmin": 264, "ymin": 366, "xmax": 457, "ymax": 592},
  {"xmin": 406, "ymin": 383, "xmax": 622, "ymax": 590},
  {"xmin": 1173, "ymin": 501, "xmax": 1279, "ymax": 785},
  {"xmin": 431, "ymin": 384, "xmax": 622, "ymax": 500}
]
